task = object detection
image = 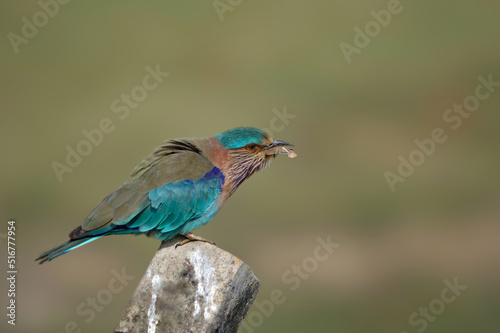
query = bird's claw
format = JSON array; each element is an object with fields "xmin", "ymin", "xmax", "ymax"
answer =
[{"xmin": 175, "ymin": 232, "xmax": 216, "ymax": 249}]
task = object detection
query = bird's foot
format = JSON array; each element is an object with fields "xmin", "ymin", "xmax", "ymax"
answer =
[{"xmin": 175, "ymin": 232, "xmax": 216, "ymax": 249}]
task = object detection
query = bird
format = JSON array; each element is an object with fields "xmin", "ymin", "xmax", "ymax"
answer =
[{"xmin": 36, "ymin": 127, "xmax": 296, "ymax": 263}]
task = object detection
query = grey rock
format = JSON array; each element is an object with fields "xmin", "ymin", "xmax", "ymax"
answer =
[{"xmin": 115, "ymin": 235, "xmax": 260, "ymax": 333}]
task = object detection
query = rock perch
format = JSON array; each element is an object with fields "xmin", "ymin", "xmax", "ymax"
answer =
[{"xmin": 115, "ymin": 235, "xmax": 260, "ymax": 333}]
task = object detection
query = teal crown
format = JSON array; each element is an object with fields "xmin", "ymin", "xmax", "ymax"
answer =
[{"xmin": 215, "ymin": 127, "xmax": 268, "ymax": 150}]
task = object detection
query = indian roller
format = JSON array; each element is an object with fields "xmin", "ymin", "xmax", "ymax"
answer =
[{"xmin": 36, "ymin": 127, "xmax": 296, "ymax": 263}]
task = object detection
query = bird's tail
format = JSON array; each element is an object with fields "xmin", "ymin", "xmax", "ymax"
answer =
[{"xmin": 35, "ymin": 237, "xmax": 100, "ymax": 264}]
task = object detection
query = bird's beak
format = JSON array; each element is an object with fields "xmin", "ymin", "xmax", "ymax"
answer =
[
  {"xmin": 267, "ymin": 140, "xmax": 294, "ymax": 149},
  {"xmin": 264, "ymin": 140, "xmax": 297, "ymax": 158}
]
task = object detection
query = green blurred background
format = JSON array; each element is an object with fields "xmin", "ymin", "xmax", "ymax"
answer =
[{"xmin": 1, "ymin": 0, "xmax": 500, "ymax": 332}]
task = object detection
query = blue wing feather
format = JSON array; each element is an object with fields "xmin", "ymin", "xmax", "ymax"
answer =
[{"xmin": 113, "ymin": 166, "xmax": 225, "ymax": 239}]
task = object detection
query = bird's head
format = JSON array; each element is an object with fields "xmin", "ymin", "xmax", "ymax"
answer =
[{"xmin": 214, "ymin": 127, "xmax": 296, "ymax": 189}]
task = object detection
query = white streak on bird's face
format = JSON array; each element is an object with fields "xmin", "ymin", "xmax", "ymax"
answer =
[
  {"xmin": 227, "ymin": 147, "xmax": 269, "ymax": 191},
  {"xmin": 225, "ymin": 139, "xmax": 296, "ymax": 193}
]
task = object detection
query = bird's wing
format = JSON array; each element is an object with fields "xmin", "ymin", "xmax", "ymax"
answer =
[
  {"xmin": 114, "ymin": 165, "xmax": 224, "ymax": 237},
  {"xmin": 72, "ymin": 139, "xmax": 219, "ymax": 237}
]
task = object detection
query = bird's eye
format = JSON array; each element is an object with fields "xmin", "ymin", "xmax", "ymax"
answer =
[{"xmin": 247, "ymin": 144, "xmax": 257, "ymax": 150}]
